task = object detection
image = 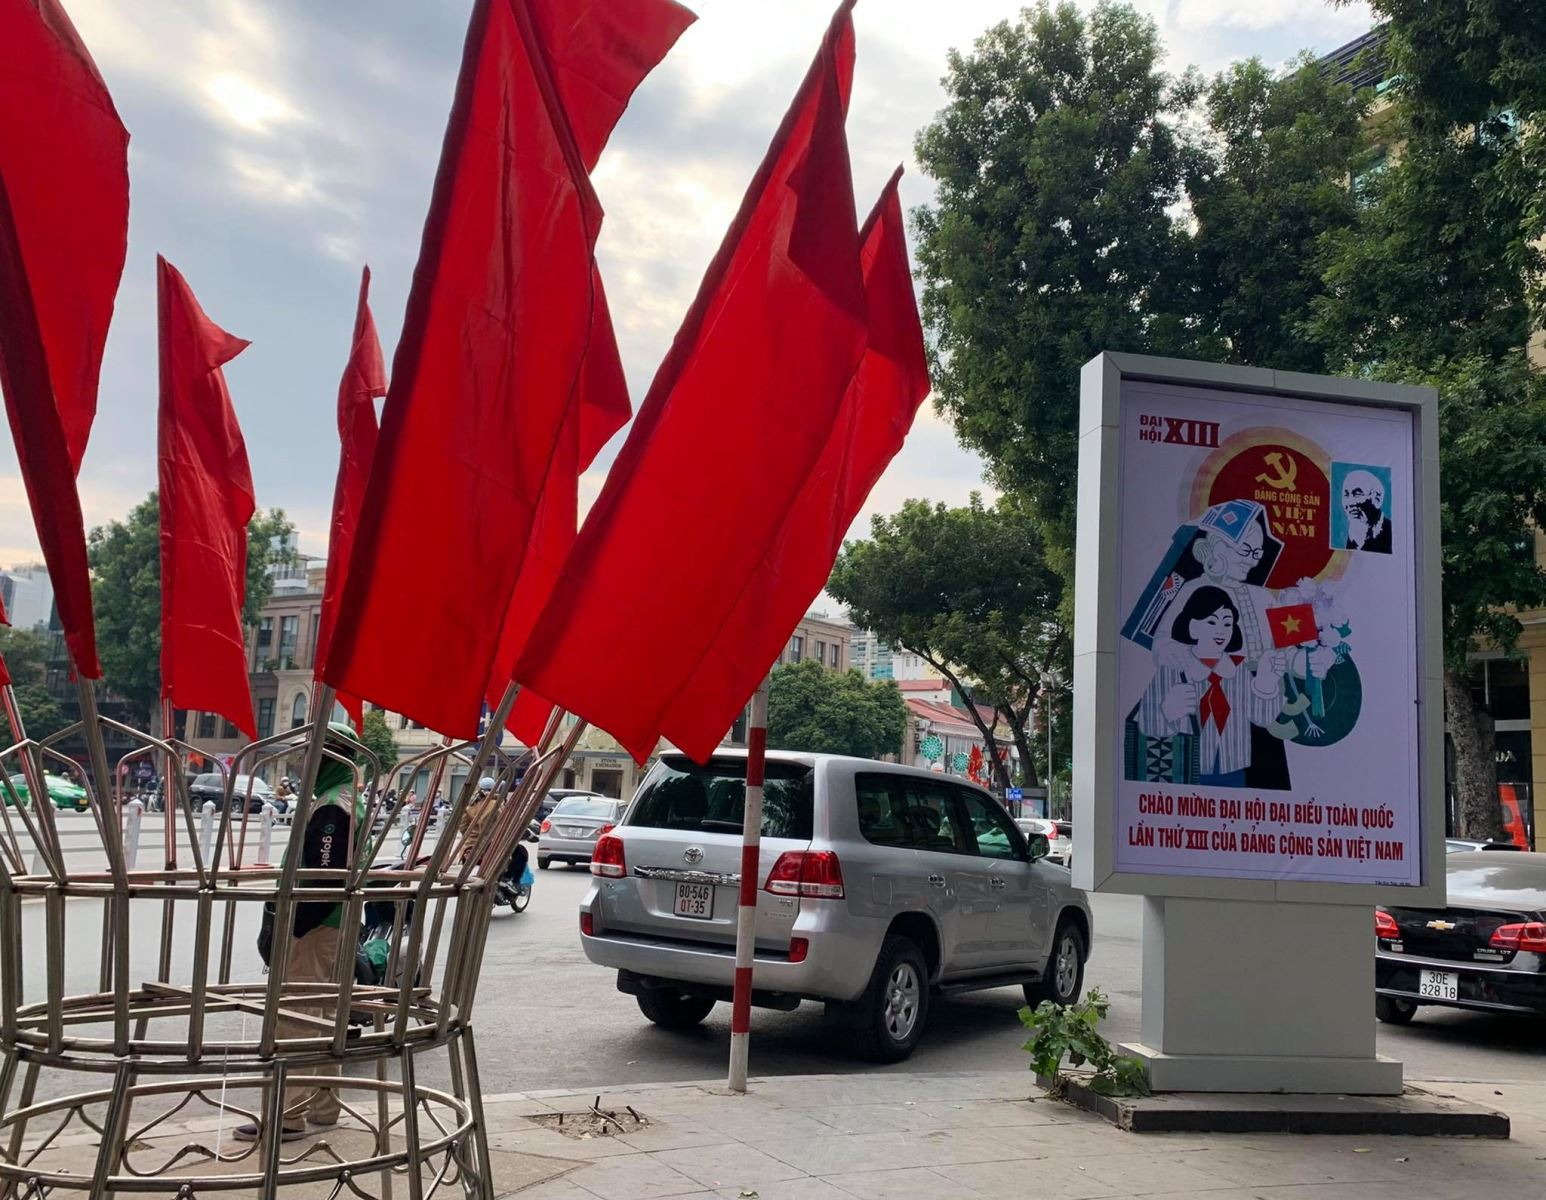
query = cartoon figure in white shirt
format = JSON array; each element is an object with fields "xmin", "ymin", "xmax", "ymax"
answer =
[{"xmin": 1135, "ymin": 586, "xmax": 1285, "ymax": 788}]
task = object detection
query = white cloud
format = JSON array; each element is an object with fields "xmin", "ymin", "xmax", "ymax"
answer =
[
  {"xmin": 1, "ymin": 0, "xmax": 1383, "ymax": 566},
  {"xmin": 205, "ymin": 73, "xmax": 296, "ymax": 134}
]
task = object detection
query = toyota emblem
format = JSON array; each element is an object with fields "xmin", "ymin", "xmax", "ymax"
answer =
[{"xmin": 683, "ymin": 847, "xmax": 705, "ymax": 865}]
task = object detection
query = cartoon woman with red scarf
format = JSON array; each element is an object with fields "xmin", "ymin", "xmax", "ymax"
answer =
[{"xmin": 1134, "ymin": 586, "xmax": 1286, "ymax": 787}]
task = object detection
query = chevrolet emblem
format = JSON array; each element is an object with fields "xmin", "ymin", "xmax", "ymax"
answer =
[{"xmin": 1426, "ymin": 920, "xmax": 1457, "ymax": 931}]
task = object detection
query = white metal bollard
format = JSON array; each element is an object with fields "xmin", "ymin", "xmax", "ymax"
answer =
[
  {"xmin": 123, "ymin": 798, "xmax": 144, "ymax": 871},
  {"xmin": 257, "ymin": 802, "xmax": 276, "ymax": 865},
  {"xmin": 199, "ymin": 800, "xmax": 217, "ymax": 862}
]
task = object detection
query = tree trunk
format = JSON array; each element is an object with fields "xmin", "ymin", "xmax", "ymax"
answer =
[
  {"xmin": 915, "ymin": 651, "xmax": 1014, "ymax": 792},
  {"xmin": 1009, "ymin": 708, "xmax": 1039, "ymax": 789},
  {"xmin": 1444, "ymin": 666, "xmax": 1503, "ymax": 841}
]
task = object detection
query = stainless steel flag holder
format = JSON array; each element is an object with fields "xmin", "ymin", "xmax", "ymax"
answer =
[{"xmin": 0, "ymin": 686, "xmax": 580, "ymax": 1198}]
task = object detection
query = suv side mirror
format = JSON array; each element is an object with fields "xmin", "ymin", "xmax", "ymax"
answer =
[{"xmin": 1026, "ymin": 833, "xmax": 1050, "ymax": 862}]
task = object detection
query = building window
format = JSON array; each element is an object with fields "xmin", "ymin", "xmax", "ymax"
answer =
[
  {"xmin": 197, "ymin": 712, "xmax": 217, "ymax": 739},
  {"xmin": 221, "ymin": 720, "xmax": 238, "ymax": 739},
  {"xmin": 790, "ymin": 636, "xmax": 804, "ymax": 663},
  {"xmin": 278, "ymin": 616, "xmax": 299, "ymax": 668},
  {"xmin": 829, "ymin": 643, "xmax": 840, "ymax": 668},
  {"xmin": 308, "ymin": 611, "xmax": 321, "ymax": 669},
  {"xmin": 256, "ymin": 617, "xmax": 273, "ymax": 665},
  {"xmin": 257, "ymin": 697, "xmax": 275, "ymax": 739},
  {"xmin": 1352, "ymin": 148, "xmax": 1389, "ymax": 205},
  {"xmin": 815, "ymin": 640, "xmax": 826, "ymax": 667},
  {"xmin": 290, "ymin": 693, "xmax": 308, "ymax": 729}
]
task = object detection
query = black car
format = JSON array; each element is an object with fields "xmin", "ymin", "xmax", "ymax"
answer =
[
  {"xmin": 187, "ymin": 772, "xmax": 276, "ymax": 815},
  {"xmin": 1376, "ymin": 851, "xmax": 1546, "ymax": 1023}
]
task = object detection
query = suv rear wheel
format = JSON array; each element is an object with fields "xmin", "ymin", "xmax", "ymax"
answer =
[
  {"xmin": 1375, "ymin": 996, "xmax": 1417, "ymax": 1025},
  {"xmin": 1024, "ymin": 920, "xmax": 1085, "ymax": 1008},
  {"xmin": 636, "ymin": 988, "xmax": 716, "ymax": 1030},
  {"xmin": 840, "ymin": 935, "xmax": 929, "ymax": 1063}
]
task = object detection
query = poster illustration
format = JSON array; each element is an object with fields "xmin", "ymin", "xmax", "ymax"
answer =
[{"xmin": 1114, "ymin": 380, "xmax": 1421, "ymax": 886}]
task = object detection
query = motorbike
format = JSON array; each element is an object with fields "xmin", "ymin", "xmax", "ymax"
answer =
[{"xmin": 494, "ymin": 843, "xmax": 533, "ymax": 913}]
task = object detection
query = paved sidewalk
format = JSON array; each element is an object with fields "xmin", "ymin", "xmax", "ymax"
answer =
[{"xmin": 484, "ymin": 1070, "xmax": 1546, "ymax": 1199}]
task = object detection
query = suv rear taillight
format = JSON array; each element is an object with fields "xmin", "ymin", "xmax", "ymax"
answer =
[
  {"xmin": 765, "ymin": 850, "xmax": 844, "ymax": 899},
  {"xmin": 1490, "ymin": 922, "xmax": 1546, "ymax": 952},
  {"xmin": 1374, "ymin": 909, "xmax": 1400, "ymax": 939},
  {"xmin": 591, "ymin": 833, "xmax": 627, "ymax": 879},
  {"xmin": 540, "ymin": 819, "xmax": 552, "ymax": 833}
]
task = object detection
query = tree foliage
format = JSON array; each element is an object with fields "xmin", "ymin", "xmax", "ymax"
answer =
[
  {"xmin": 87, "ymin": 493, "xmax": 296, "ymax": 725},
  {"xmin": 359, "ymin": 708, "xmax": 401, "ymax": 773},
  {"xmin": 766, "ymin": 660, "xmax": 908, "ymax": 762},
  {"xmin": 913, "ymin": 1, "xmax": 1201, "ymax": 577},
  {"xmin": 1190, "ymin": 57, "xmax": 1368, "ymax": 373},
  {"xmin": 1346, "ymin": 0, "xmax": 1546, "ymax": 316},
  {"xmin": 0, "ymin": 626, "xmax": 68, "ymax": 745},
  {"xmin": 828, "ymin": 496, "xmax": 1064, "ymax": 789},
  {"xmin": 915, "ymin": 1, "xmax": 1546, "ymax": 836}
]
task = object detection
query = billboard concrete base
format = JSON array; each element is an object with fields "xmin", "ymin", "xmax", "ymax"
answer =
[
  {"xmin": 1050, "ymin": 1073, "xmax": 1506, "ymax": 1134},
  {"xmin": 1135, "ymin": 895, "xmax": 1403, "ymax": 1095},
  {"xmin": 1120, "ymin": 1045, "xmax": 1404, "ymax": 1095}
]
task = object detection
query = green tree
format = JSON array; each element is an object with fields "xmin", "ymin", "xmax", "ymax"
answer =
[
  {"xmin": 766, "ymin": 660, "xmax": 908, "ymax": 762},
  {"xmin": 828, "ymin": 496, "xmax": 1065, "ymax": 790},
  {"xmin": 359, "ymin": 707, "xmax": 401, "ymax": 771},
  {"xmin": 0, "ymin": 625, "xmax": 68, "ymax": 745},
  {"xmin": 1342, "ymin": 0, "xmax": 1545, "ymax": 317},
  {"xmin": 1189, "ymin": 57, "xmax": 1368, "ymax": 373},
  {"xmin": 913, "ymin": 1, "xmax": 1201, "ymax": 579},
  {"xmin": 1310, "ymin": 15, "xmax": 1546, "ymax": 838},
  {"xmin": 87, "ymin": 493, "xmax": 297, "ymax": 727}
]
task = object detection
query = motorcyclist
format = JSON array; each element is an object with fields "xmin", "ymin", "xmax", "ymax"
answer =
[{"xmin": 460, "ymin": 776, "xmax": 528, "ymax": 889}]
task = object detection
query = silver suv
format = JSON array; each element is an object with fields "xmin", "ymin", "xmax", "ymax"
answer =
[{"xmin": 579, "ymin": 751, "xmax": 1093, "ymax": 1061}]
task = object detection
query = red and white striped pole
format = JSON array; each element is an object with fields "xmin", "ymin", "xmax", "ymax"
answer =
[{"xmin": 728, "ymin": 676, "xmax": 770, "ymax": 1093}]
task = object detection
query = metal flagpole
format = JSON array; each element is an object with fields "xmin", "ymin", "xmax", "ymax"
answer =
[{"xmin": 728, "ymin": 676, "xmax": 770, "ymax": 1093}]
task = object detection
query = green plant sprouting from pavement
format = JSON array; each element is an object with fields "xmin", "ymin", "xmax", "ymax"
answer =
[{"xmin": 1019, "ymin": 988, "xmax": 1149, "ymax": 1097}]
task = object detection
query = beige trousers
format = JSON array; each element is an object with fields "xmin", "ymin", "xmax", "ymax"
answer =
[{"xmin": 278, "ymin": 923, "xmax": 343, "ymax": 1127}]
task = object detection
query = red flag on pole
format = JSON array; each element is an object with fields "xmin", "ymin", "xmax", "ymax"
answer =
[
  {"xmin": 650, "ymin": 167, "xmax": 929, "ymax": 760},
  {"xmin": 157, "ymin": 257, "xmax": 257, "ymax": 739},
  {"xmin": 319, "ymin": 0, "xmax": 693, "ymax": 740},
  {"xmin": 515, "ymin": 0, "xmax": 870, "ymax": 763},
  {"xmin": 316, "ymin": 267, "xmax": 388, "ymax": 732},
  {"xmin": 0, "ymin": 0, "xmax": 130, "ymax": 678}
]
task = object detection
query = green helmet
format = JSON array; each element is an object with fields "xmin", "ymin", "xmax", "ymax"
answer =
[{"xmin": 315, "ymin": 722, "xmax": 366, "ymax": 795}]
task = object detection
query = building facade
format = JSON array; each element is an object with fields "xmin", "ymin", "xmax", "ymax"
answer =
[{"xmin": 0, "ymin": 565, "xmax": 54, "ymax": 632}]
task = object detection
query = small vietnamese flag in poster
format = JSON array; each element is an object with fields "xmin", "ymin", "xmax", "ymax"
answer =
[{"xmin": 1267, "ymin": 603, "xmax": 1318, "ymax": 648}]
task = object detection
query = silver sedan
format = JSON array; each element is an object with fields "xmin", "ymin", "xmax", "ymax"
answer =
[{"xmin": 538, "ymin": 795, "xmax": 626, "ymax": 869}]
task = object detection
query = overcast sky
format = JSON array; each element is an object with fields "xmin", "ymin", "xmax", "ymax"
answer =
[{"xmin": 0, "ymin": 0, "xmax": 1375, "ymax": 565}]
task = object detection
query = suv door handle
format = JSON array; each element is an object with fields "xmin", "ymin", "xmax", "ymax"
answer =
[
  {"xmin": 927, "ymin": 874, "xmax": 946, "ymax": 888},
  {"xmin": 989, "ymin": 877, "xmax": 1006, "ymax": 890}
]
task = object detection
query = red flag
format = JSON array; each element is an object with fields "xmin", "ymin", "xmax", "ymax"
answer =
[
  {"xmin": 321, "ymin": 0, "xmax": 694, "ymax": 739},
  {"xmin": 1267, "ymin": 603, "xmax": 1319, "ymax": 649},
  {"xmin": 0, "ymin": 0, "xmax": 130, "ymax": 677},
  {"xmin": 515, "ymin": 0, "xmax": 870, "ymax": 762},
  {"xmin": 650, "ymin": 167, "xmax": 929, "ymax": 759},
  {"xmin": 316, "ymin": 267, "xmax": 388, "ymax": 732},
  {"xmin": 157, "ymin": 257, "xmax": 257, "ymax": 739}
]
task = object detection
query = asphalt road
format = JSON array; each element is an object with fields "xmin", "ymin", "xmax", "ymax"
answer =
[
  {"xmin": 16, "ymin": 840, "xmax": 1544, "ymax": 1101},
  {"xmin": 468, "ymin": 864, "xmax": 1546, "ymax": 1093}
]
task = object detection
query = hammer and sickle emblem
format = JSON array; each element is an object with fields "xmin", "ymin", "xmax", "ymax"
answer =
[{"xmin": 1254, "ymin": 451, "xmax": 1297, "ymax": 491}]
